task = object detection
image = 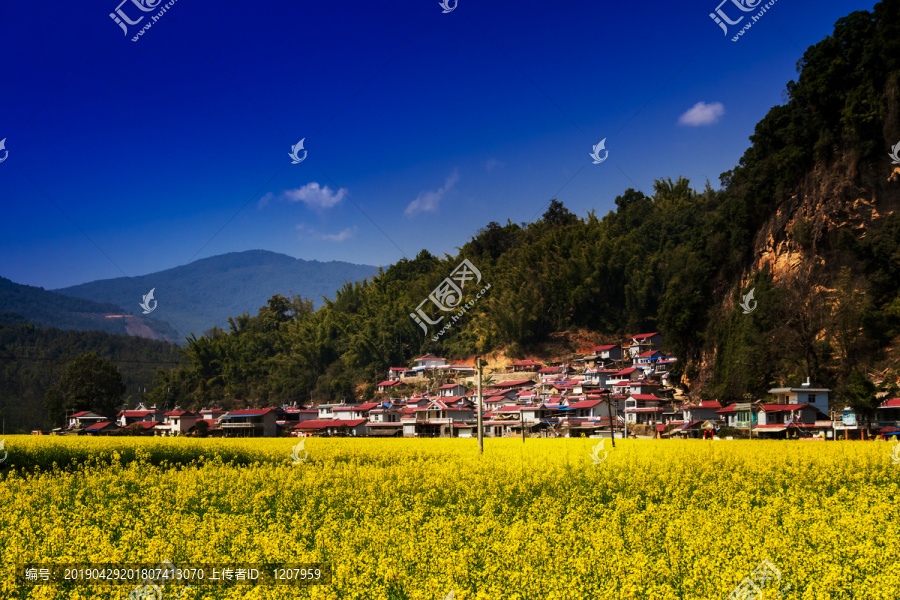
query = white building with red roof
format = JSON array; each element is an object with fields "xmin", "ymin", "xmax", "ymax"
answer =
[
  {"xmin": 159, "ymin": 409, "xmax": 199, "ymax": 435},
  {"xmin": 411, "ymin": 354, "xmax": 448, "ymax": 372},
  {"xmin": 67, "ymin": 410, "xmax": 107, "ymax": 430},
  {"xmin": 629, "ymin": 332, "xmax": 662, "ymax": 356},
  {"xmin": 624, "ymin": 394, "xmax": 667, "ymax": 425}
]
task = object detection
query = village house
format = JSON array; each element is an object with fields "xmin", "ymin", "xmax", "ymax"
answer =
[
  {"xmin": 67, "ymin": 410, "xmax": 107, "ymax": 430},
  {"xmin": 376, "ymin": 380, "xmax": 406, "ymax": 394},
  {"xmin": 681, "ymin": 401, "xmax": 723, "ymax": 423},
  {"xmin": 436, "ymin": 383, "xmax": 467, "ymax": 397},
  {"xmin": 411, "ymin": 353, "xmax": 448, "ymax": 374},
  {"xmin": 116, "ymin": 404, "xmax": 164, "ymax": 427},
  {"xmin": 633, "ymin": 350, "xmax": 665, "ymax": 367},
  {"xmin": 508, "ymin": 360, "xmax": 543, "ymax": 373},
  {"xmin": 876, "ymin": 398, "xmax": 900, "ymax": 437},
  {"xmin": 316, "ymin": 404, "xmax": 340, "ymax": 419},
  {"xmin": 83, "ymin": 421, "xmax": 119, "ymax": 436},
  {"xmin": 754, "ymin": 402, "xmax": 829, "ymax": 438},
  {"xmin": 387, "ymin": 367, "xmax": 411, "ymax": 381},
  {"xmin": 629, "ymin": 332, "xmax": 663, "ymax": 357},
  {"xmin": 157, "ymin": 409, "xmax": 199, "ymax": 436},
  {"xmin": 219, "ymin": 408, "xmax": 280, "ymax": 437},
  {"xmin": 624, "ymin": 394, "xmax": 666, "ymax": 425},
  {"xmin": 612, "ymin": 366, "xmax": 643, "ymax": 382},
  {"xmin": 402, "ymin": 398, "xmax": 475, "ymax": 437},
  {"xmin": 295, "ymin": 418, "xmax": 368, "ymax": 437},
  {"xmin": 592, "ymin": 343, "xmax": 624, "ymax": 362},
  {"xmin": 334, "ymin": 403, "xmax": 380, "ymax": 420},
  {"xmin": 767, "ymin": 379, "xmax": 831, "ymax": 415},
  {"xmin": 366, "ymin": 403, "xmax": 405, "ymax": 436}
]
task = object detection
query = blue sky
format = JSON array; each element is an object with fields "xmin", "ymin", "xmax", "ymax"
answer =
[{"xmin": 0, "ymin": 0, "xmax": 879, "ymax": 289}]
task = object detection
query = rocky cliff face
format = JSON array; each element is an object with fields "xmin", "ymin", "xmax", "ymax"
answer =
[{"xmin": 688, "ymin": 153, "xmax": 900, "ymax": 396}]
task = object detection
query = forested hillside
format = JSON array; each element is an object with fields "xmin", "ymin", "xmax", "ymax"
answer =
[
  {"xmin": 0, "ymin": 276, "xmax": 179, "ymax": 341},
  {"xmin": 0, "ymin": 323, "xmax": 182, "ymax": 432}
]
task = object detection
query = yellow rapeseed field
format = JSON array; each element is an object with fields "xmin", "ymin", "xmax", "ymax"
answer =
[{"xmin": 1, "ymin": 436, "xmax": 898, "ymax": 599}]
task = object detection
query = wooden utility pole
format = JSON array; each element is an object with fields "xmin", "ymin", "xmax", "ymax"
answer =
[
  {"xmin": 521, "ymin": 409, "xmax": 526, "ymax": 443},
  {"xmin": 605, "ymin": 394, "xmax": 616, "ymax": 448},
  {"xmin": 476, "ymin": 357, "xmax": 484, "ymax": 455}
]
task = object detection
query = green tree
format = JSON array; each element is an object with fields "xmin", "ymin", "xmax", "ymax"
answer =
[{"xmin": 44, "ymin": 352, "xmax": 126, "ymax": 425}]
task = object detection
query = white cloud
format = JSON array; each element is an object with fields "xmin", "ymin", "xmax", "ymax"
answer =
[
  {"xmin": 263, "ymin": 182, "xmax": 347, "ymax": 210},
  {"xmin": 485, "ymin": 158, "xmax": 503, "ymax": 172},
  {"xmin": 678, "ymin": 102, "xmax": 725, "ymax": 126},
  {"xmin": 296, "ymin": 223, "xmax": 356, "ymax": 242},
  {"xmin": 321, "ymin": 227, "xmax": 356, "ymax": 242},
  {"xmin": 405, "ymin": 169, "xmax": 460, "ymax": 216}
]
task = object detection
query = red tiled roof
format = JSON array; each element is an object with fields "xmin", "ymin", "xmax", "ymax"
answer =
[
  {"xmin": 70, "ymin": 411, "xmax": 95, "ymax": 419},
  {"xmin": 878, "ymin": 398, "xmax": 900, "ymax": 409},
  {"xmin": 625, "ymin": 407, "xmax": 665, "ymax": 412},
  {"xmin": 569, "ymin": 399, "xmax": 605, "ymax": 409},
  {"xmin": 414, "ymin": 354, "xmax": 445, "ymax": 361},
  {"xmin": 224, "ymin": 408, "xmax": 277, "ymax": 417},
  {"xmin": 117, "ymin": 410, "xmax": 155, "ymax": 418},
  {"xmin": 165, "ymin": 410, "xmax": 197, "ymax": 417},
  {"xmin": 760, "ymin": 403, "xmax": 815, "ymax": 412},
  {"xmin": 389, "ymin": 367, "xmax": 409, "ymax": 371},
  {"xmin": 682, "ymin": 401, "xmax": 723, "ymax": 410},
  {"xmin": 629, "ymin": 394, "xmax": 661, "ymax": 401},
  {"xmin": 377, "ymin": 380, "xmax": 404, "ymax": 387},
  {"xmin": 294, "ymin": 419, "xmax": 367, "ymax": 429},
  {"xmin": 638, "ymin": 350, "xmax": 661, "ymax": 357},
  {"xmin": 490, "ymin": 379, "xmax": 535, "ymax": 388},
  {"xmin": 85, "ymin": 421, "xmax": 117, "ymax": 431},
  {"xmin": 438, "ymin": 384, "xmax": 461, "ymax": 389},
  {"xmin": 591, "ymin": 344, "xmax": 618, "ymax": 351},
  {"xmin": 632, "ymin": 332, "xmax": 659, "ymax": 340},
  {"xmin": 716, "ymin": 405, "xmax": 738, "ymax": 413},
  {"xmin": 614, "ymin": 367, "xmax": 639, "ymax": 375}
]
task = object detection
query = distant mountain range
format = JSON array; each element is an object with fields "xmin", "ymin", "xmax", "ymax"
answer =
[
  {"xmin": 0, "ymin": 276, "xmax": 179, "ymax": 341},
  {"xmin": 53, "ymin": 250, "xmax": 378, "ymax": 341}
]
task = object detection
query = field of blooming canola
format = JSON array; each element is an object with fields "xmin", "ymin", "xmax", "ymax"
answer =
[{"xmin": 0, "ymin": 436, "xmax": 898, "ymax": 599}]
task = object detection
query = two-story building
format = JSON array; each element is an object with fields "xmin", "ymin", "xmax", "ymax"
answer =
[
  {"xmin": 767, "ymin": 379, "xmax": 830, "ymax": 415},
  {"xmin": 219, "ymin": 408, "xmax": 280, "ymax": 437}
]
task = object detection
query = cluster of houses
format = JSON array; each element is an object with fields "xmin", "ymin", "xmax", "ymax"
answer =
[{"xmin": 60, "ymin": 332, "xmax": 900, "ymax": 440}]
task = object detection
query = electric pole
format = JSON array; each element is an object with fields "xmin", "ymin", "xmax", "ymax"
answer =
[{"xmin": 476, "ymin": 357, "xmax": 484, "ymax": 455}]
